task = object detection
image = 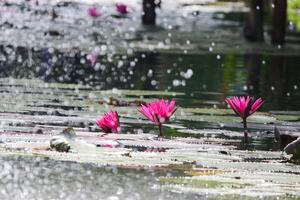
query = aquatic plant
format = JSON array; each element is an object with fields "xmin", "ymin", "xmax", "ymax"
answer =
[
  {"xmin": 116, "ymin": 3, "xmax": 128, "ymax": 14},
  {"xmin": 87, "ymin": 53, "xmax": 98, "ymax": 67},
  {"xmin": 138, "ymin": 99, "xmax": 177, "ymax": 137},
  {"xmin": 96, "ymin": 111, "xmax": 120, "ymax": 133},
  {"xmin": 88, "ymin": 7, "xmax": 101, "ymax": 18},
  {"xmin": 225, "ymin": 96, "xmax": 263, "ymax": 143}
]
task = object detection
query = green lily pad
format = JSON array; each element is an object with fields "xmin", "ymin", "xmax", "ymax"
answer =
[{"xmin": 0, "ymin": 78, "xmax": 299, "ymax": 199}]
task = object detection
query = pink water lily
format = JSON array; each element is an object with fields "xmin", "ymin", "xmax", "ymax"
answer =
[
  {"xmin": 96, "ymin": 111, "xmax": 120, "ymax": 133},
  {"xmin": 88, "ymin": 7, "xmax": 101, "ymax": 18},
  {"xmin": 225, "ymin": 96, "xmax": 263, "ymax": 120},
  {"xmin": 87, "ymin": 53, "xmax": 98, "ymax": 67},
  {"xmin": 116, "ymin": 3, "xmax": 128, "ymax": 14},
  {"xmin": 138, "ymin": 99, "xmax": 177, "ymax": 137},
  {"xmin": 225, "ymin": 96, "xmax": 264, "ymax": 143}
]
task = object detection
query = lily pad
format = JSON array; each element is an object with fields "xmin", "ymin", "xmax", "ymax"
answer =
[{"xmin": 0, "ymin": 78, "xmax": 299, "ymax": 199}]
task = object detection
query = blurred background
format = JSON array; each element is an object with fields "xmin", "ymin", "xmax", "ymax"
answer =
[{"xmin": 0, "ymin": 0, "xmax": 300, "ymax": 110}]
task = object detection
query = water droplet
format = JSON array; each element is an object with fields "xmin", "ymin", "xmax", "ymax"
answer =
[
  {"xmin": 172, "ymin": 79, "xmax": 181, "ymax": 87},
  {"xmin": 180, "ymin": 69, "xmax": 193, "ymax": 79},
  {"xmin": 141, "ymin": 76, "xmax": 146, "ymax": 81},
  {"xmin": 147, "ymin": 69, "xmax": 153, "ymax": 77},
  {"xmin": 294, "ymin": 85, "xmax": 298, "ymax": 90},
  {"xmin": 151, "ymin": 80, "xmax": 157, "ymax": 86}
]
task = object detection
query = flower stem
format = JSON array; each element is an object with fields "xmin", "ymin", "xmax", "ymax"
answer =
[
  {"xmin": 243, "ymin": 118, "xmax": 248, "ymax": 143},
  {"xmin": 158, "ymin": 124, "xmax": 163, "ymax": 137}
]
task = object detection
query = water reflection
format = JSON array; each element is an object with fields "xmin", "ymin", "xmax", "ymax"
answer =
[
  {"xmin": 0, "ymin": 45, "xmax": 300, "ymax": 110},
  {"xmin": 246, "ymin": 54, "xmax": 300, "ymax": 110},
  {"xmin": 132, "ymin": 52, "xmax": 300, "ymax": 111}
]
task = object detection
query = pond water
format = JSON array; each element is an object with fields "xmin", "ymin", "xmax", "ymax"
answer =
[
  {"xmin": 0, "ymin": 155, "xmax": 203, "ymax": 200},
  {"xmin": 0, "ymin": 0, "xmax": 300, "ymax": 199}
]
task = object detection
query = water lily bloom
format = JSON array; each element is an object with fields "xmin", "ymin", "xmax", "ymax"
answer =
[
  {"xmin": 138, "ymin": 99, "xmax": 177, "ymax": 137},
  {"xmin": 86, "ymin": 53, "xmax": 98, "ymax": 67},
  {"xmin": 116, "ymin": 3, "xmax": 128, "ymax": 14},
  {"xmin": 225, "ymin": 96, "xmax": 264, "ymax": 143},
  {"xmin": 88, "ymin": 7, "xmax": 101, "ymax": 18},
  {"xmin": 96, "ymin": 111, "xmax": 120, "ymax": 133}
]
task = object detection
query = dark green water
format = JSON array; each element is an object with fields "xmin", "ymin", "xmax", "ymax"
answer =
[{"xmin": 1, "ymin": 46, "xmax": 300, "ymax": 111}]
